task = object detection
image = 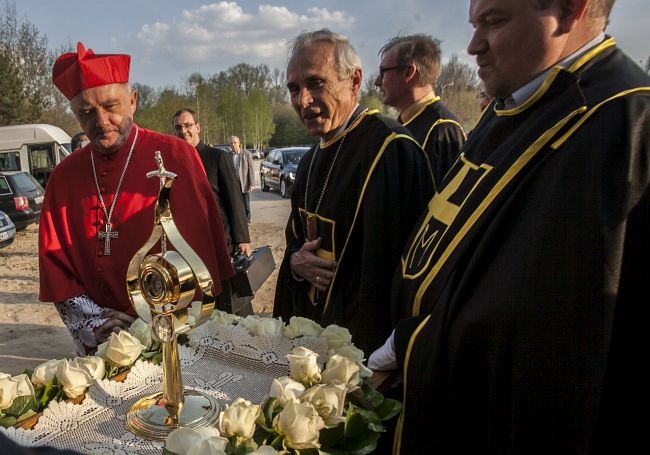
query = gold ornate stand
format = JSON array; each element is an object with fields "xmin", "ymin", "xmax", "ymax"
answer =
[{"xmin": 125, "ymin": 152, "xmax": 221, "ymax": 440}]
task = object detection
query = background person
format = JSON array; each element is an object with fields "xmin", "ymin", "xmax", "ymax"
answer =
[
  {"xmin": 70, "ymin": 131, "xmax": 89, "ymax": 151},
  {"xmin": 379, "ymin": 0, "xmax": 650, "ymax": 452},
  {"xmin": 228, "ymin": 135, "xmax": 255, "ymax": 224},
  {"xmin": 172, "ymin": 108, "xmax": 253, "ymax": 316},
  {"xmin": 273, "ymin": 29, "xmax": 434, "ymax": 356},
  {"xmin": 39, "ymin": 42, "xmax": 233, "ymax": 355},
  {"xmin": 376, "ymin": 34, "xmax": 466, "ymax": 185}
]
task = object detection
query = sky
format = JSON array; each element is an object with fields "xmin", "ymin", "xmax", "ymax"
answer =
[{"xmin": 13, "ymin": 0, "xmax": 650, "ymax": 90}]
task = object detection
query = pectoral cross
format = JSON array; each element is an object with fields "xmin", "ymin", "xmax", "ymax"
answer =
[{"xmin": 98, "ymin": 222, "xmax": 118, "ymax": 256}]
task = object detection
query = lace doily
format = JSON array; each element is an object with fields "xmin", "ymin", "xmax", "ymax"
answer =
[{"xmin": 1, "ymin": 321, "xmax": 328, "ymax": 454}]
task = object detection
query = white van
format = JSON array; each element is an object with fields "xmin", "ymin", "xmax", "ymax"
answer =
[{"xmin": 0, "ymin": 124, "xmax": 72, "ymax": 188}]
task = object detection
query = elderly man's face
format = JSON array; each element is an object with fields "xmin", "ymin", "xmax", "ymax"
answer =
[
  {"xmin": 467, "ymin": 0, "xmax": 567, "ymax": 99},
  {"xmin": 71, "ymin": 83, "xmax": 137, "ymax": 154},
  {"xmin": 286, "ymin": 42, "xmax": 360, "ymax": 141}
]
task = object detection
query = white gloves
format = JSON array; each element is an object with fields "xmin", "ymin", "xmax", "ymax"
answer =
[{"xmin": 367, "ymin": 329, "xmax": 397, "ymax": 371}]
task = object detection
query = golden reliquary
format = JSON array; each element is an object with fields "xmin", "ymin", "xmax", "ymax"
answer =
[{"xmin": 124, "ymin": 151, "xmax": 221, "ymax": 440}]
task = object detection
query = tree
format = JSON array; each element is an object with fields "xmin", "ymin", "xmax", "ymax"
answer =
[
  {"xmin": 0, "ymin": 0, "xmax": 55, "ymax": 124},
  {"xmin": 0, "ymin": 47, "xmax": 29, "ymax": 124},
  {"xmin": 135, "ymin": 86, "xmax": 189, "ymax": 135},
  {"xmin": 438, "ymin": 55, "xmax": 483, "ymax": 131},
  {"xmin": 360, "ymin": 73, "xmax": 388, "ymax": 114},
  {"xmin": 242, "ymin": 88, "xmax": 275, "ymax": 149},
  {"xmin": 270, "ymin": 103, "xmax": 314, "ymax": 147}
]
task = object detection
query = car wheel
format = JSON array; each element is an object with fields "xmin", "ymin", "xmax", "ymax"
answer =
[
  {"xmin": 280, "ymin": 179, "xmax": 290, "ymax": 198},
  {"xmin": 261, "ymin": 174, "xmax": 270, "ymax": 192}
]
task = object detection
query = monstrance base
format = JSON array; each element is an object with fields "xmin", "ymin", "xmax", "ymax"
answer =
[{"xmin": 126, "ymin": 389, "xmax": 221, "ymax": 440}]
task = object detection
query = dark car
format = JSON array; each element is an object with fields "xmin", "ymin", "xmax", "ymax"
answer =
[
  {"xmin": 0, "ymin": 210, "xmax": 16, "ymax": 249},
  {"xmin": 260, "ymin": 146, "xmax": 310, "ymax": 198},
  {"xmin": 0, "ymin": 171, "xmax": 45, "ymax": 230}
]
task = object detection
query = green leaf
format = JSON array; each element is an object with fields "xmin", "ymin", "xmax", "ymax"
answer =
[
  {"xmin": 319, "ymin": 423, "xmax": 345, "ymax": 448},
  {"xmin": 4, "ymin": 394, "xmax": 37, "ymax": 417},
  {"xmin": 345, "ymin": 431, "xmax": 380, "ymax": 455},
  {"xmin": 259, "ymin": 397, "xmax": 277, "ymax": 429},
  {"xmin": 39, "ymin": 381, "xmax": 63, "ymax": 410},
  {"xmin": 344, "ymin": 410, "xmax": 369, "ymax": 439},
  {"xmin": 374, "ymin": 398, "xmax": 402, "ymax": 421},
  {"xmin": 0, "ymin": 415, "xmax": 18, "ymax": 428},
  {"xmin": 348, "ymin": 383, "xmax": 383, "ymax": 410},
  {"xmin": 15, "ymin": 409, "xmax": 37, "ymax": 424}
]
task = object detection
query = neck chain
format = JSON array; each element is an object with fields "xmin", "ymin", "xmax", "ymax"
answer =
[
  {"xmin": 91, "ymin": 126, "xmax": 139, "ymax": 255},
  {"xmin": 304, "ymin": 109, "xmax": 367, "ymax": 215}
]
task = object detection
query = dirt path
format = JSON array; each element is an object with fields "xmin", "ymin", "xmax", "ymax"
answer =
[{"xmin": 0, "ymin": 181, "xmax": 291, "ymax": 375}]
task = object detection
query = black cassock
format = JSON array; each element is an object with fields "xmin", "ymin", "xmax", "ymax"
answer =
[
  {"xmin": 400, "ymin": 96, "xmax": 466, "ymax": 185},
  {"xmin": 274, "ymin": 107, "xmax": 434, "ymax": 355},
  {"xmin": 393, "ymin": 38, "xmax": 650, "ymax": 454}
]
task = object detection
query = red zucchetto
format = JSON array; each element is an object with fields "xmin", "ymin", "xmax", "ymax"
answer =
[{"xmin": 52, "ymin": 42, "xmax": 131, "ymax": 100}]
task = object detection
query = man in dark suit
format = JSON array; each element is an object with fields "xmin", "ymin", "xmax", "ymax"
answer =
[{"xmin": 172, "ymin": 108, "xmax": 253, "ymax": 315}]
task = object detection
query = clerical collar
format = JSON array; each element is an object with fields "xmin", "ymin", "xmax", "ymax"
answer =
[
  {"xmin": 320, "ymin": 104, "xmax": 360, "ymax": 146},
  {"xmin": 400, "ymin": 92, "xmax": 437, "ymax": 124},
  {"xmin": 501, "ymin": 33, "xmax": 605, "ymax": 109}
]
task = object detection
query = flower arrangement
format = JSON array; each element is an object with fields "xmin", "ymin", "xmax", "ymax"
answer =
[{"xmin": 0, "ymin": 312, "xmax": 401, "ymax": 454}]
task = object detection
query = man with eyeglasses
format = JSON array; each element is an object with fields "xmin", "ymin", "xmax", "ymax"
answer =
[
  {"xmin": 172, "ymin": 108, "xmax": 253, "ymax": 315},
  {"xmin": 376, "ymin": 34, "xmax": 466, "ymax": 185}
]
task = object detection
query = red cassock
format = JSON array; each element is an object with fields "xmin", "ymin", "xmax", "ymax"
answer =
[{"xmin": 39, "ymin": 125, "xmax": 234, "ymax": 314}]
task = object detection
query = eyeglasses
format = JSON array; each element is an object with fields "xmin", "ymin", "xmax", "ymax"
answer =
[
  {"xmin": 173, "ymin": 122, "xmax": 196, "ymax": 131},
  {"xmin": 378, "ymin": 65, "xmax": 405, "ymax": 78}
]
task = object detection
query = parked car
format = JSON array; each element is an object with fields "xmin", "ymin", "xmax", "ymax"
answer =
[
  {"xmin": 260, "ymin": 146, "xmax": 310, "ymax": 198},
  {"xmin": 247, "ymin": 148, "xmax": 263, "ymax": 159},
  {"xmin": 0, "ymin": 171, "xmax": 45, "ymax": 230},
  {"xmin": 0, "ymin": 210, "xmax": 16, "ymax": 249}
]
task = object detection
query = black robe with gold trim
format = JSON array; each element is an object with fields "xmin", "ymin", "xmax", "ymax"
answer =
[
  {"xmin": 393, "ymin": 39, "xmax": 650, "ymax": 454},
  {"xmin": 273, "ymin": 108, "xmax": 434, "ymax": 355},
  {"xmin": 401, "ymin": 97, "xmax": 466, "ymax": 185}
]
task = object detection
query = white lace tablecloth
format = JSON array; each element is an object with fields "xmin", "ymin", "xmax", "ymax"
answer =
[{"xmin": 2, "ymin": 321, "xmax": 328, "ymax": 454}]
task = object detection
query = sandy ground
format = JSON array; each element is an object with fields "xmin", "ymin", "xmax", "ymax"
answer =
[{"xmin": 0, "ymin": 163, "xmax": 291, "ymax": 375}]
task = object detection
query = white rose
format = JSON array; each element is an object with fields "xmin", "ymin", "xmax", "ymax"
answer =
[
  {"xmin": 269, "ymin": 376, "xmax": 305, "ymax": 408},
  {"xmin": 105, "ymin": 330, "xmax": 146, "ymax": 367},
  {"xmin": 166, "ymin": 427, "xmax": 227, "ymax": 455},
  {"xmin": 128, "ymin": 318, "xmax": 153, "ymax": 349},
  {"xmin": 95, "ymin": 340, "xmax": 108, "ymax": 359},
  {"xmin": 56, "ymin": 359, "xmax": 93, "ymax": 399},
  {"xmin": 321, "ymin": 354, "xmax": 361, "ymax": 391},
  {"xmin": 0, "ymin": 373, "xmax": 18, "ymax": 410},
  {"xmin": 283, "ymin": 317, "xmax": 323, "ymax": 339},
  {"xmin": 218, "ymin": 397, "xmax": 261, "ymax": 441},
  {"xmin": 32, "ymin": 359, "xmax": 64, "ymax": 385},
  {"xmin": 274, "ymin": 399, "xmax": 325, "ymax": 450},
  {"xmin": 73, "ymin": 356, "xmax": 105, "ymax": 381},
  {"xmin": 0, "ymin": 373, "xmax": 34, "ymax": 410},
  {"xmin": 240, "ymin": 315, "xmax": 284, "ymax": 337},
  {"xmin": 209, "ymin": 309, "xmax": 241, "ymax": 325},
  {"xmin": 300, "ymin": 383, "xmax": 347, "ymax": 426},
  {"xmin": 320, "ymin": 325, "xmax": 352, "ymax": 350},
  {"xmin": 331, "ymin": 343, "xmax": 364, "ymax": 364},
  {"xmin": 248, "ymin": 446, "xmax": 278, "ymax": 454},
  {"xmin": 330, "ymin": 344, "xmax": 373, "ymax": 379},
  {"xmin": 286, "ymin": 347, "xmax": 321, "ymax": 386}
]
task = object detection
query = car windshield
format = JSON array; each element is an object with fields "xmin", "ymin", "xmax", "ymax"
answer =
[
  {"xmin": 11, "ymin": 172, "xmax": 41, "ymax": 193},
  {"xmin": 284, "ymin": 150, "xmax": 305, "ymax": 164}
]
